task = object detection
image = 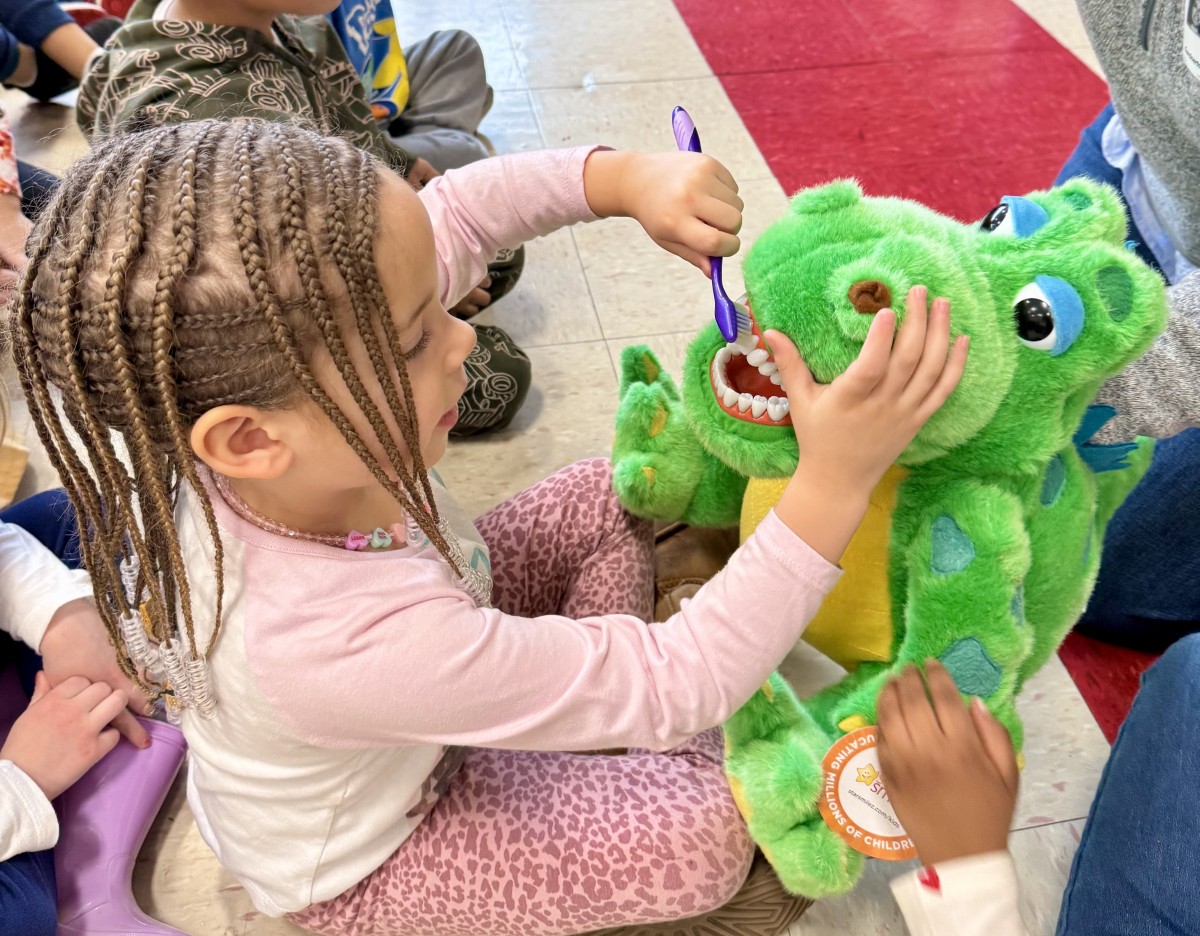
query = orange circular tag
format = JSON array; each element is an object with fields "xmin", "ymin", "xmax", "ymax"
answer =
[{"xmin": 818, "ymin": 726, "xmax": 917, "ymax": 861}]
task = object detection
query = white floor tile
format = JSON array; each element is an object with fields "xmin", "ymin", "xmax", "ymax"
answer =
[
  {"xmin": 532, "ymin": 78, "xmax": 774, "ymax": 183},
  {"xmin": 391, "ymin": 0, "xmax": 527, "ymax": 93},
  {"xmin": 1013, "ymin": 655, "xmax": 1110, "ymax": 829},
  {"xmin": 505, "ymin": 0, "xmax": 711, "ymax": 89},
  {"xmin": 472, "ymin": 227, "xmax": 603, "ymax": 348},
  {"xmin": 479, "ymin": 89, "xmax": 546, "ymax": 154},
  {"xmin": 435, "ymin": 340, "xmax": 618, "ymax": 518}
]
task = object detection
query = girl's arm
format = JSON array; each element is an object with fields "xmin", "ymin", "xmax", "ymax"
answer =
[
  {"xmin": 248, "ymin": 293, "xmax": 968, "ymax": 752},
  {"xmin": 1093, "ymin": 271, "xmax": 1200, "ymax": 442},
  {"xmin": 0, "ymin": 521, "xmax": 92, "ymax": 653},
  {"xmin": 0, "ymin": 759, "xmax": 56, "ymax": 862},
  {"xmin": 420, "ymin": 146, "xmax": 742, "ymax": 308}
]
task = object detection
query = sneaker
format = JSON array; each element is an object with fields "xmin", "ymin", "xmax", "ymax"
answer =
[
  {"xmin": 653, "ymin": 522, "xmax": 739, "ymax": 621},
  {"xmin": 587, "ymin": 853, "xmax": 813, "ymax": 936}
]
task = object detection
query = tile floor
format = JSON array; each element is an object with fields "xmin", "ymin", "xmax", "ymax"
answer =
[{"xmin": 1, "ymin": 0, "xmax": 1113, "ymax": 932}]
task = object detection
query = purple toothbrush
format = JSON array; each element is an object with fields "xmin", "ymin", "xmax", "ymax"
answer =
[{"xmin": 671, "ymin": 105, "xmax": 746, "ymax": 343}]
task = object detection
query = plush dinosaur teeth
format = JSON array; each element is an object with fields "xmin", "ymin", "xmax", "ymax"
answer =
[{"xmin": 710, "ymin": 335, "xmax": 792, "ymax": 424}]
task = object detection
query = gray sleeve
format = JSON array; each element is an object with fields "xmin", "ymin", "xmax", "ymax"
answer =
[{"xmin": 1093, "ymin": 271, "xmax": 1200, "ymax": 442}]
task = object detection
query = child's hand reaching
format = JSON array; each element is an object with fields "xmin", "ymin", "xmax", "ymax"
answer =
[
  {"xmin": 770, "ymin": 286, "xmax": 969, "ymax": 562},
  {"xmin": 877, "ymin": 660, "xmax": 1019, "ymax": 866},
  {"xmin": 582, "ymin": 150, "xmax": 743, "ymax": 274},
  {"xmin": 1, "ymin": 672, "xmax": 125, "ymax": 800}
]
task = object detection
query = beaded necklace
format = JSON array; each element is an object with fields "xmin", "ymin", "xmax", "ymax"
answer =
[{"xmin": 211, "ymin": 472, "xmax": 493, "ymax": 607}]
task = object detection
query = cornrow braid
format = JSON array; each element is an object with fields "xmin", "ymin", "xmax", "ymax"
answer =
[
  {"xmin": 352, "ymin": 148, "xmax": 440, "ymax": 517},
  {"xmin": 316, "ymin": 138, "xmax": 440, "ymax": 534},
  {"xmin": 12, "ymin": 118, "xmax": 458, "ymax": 706},
  {"xmin": 269, "ymin": 126, "xmax": 450, "ymax": 557}
]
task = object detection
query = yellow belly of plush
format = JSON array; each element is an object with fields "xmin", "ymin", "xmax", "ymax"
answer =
[{"xmin": 739, "ymin": 465, "xmax": 907, "ymax": 670}]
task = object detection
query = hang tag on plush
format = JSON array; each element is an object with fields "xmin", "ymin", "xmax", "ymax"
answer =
[{"xmin": 818, "ymin": 726, "xmax": 917, "ymax": 861}]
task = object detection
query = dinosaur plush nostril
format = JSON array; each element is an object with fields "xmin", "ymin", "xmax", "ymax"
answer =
[{"xmin": 848, "ymin": 280, "xmax": 892, "ymax": 315}]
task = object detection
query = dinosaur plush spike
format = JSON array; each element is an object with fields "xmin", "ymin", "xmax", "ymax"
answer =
[{"xmin": 612, "ymin": 178, "xmax": 1167, "ymax": 896}]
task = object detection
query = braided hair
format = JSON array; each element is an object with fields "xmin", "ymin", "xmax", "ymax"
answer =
[{"xmin": 11, "ymin": 118, "xmax": 454, "ymax": 697}]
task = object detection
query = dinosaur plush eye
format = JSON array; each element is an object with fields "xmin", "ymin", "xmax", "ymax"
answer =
[
  {"xmin": 981, "ymin": 197, "xmax": 1050, "ymax": 238},
  {"xmin": 1012, "ymin": 277, "xmax": 1085, "ymax": 355},
  {"xmin": 981, "ymin": 203, "xmax": 1011, "ymax": 234}
]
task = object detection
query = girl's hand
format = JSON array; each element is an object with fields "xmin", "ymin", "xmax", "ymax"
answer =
[
  {"xmin": 770, "ymin": 286, "xmax": 968, "ymax": 561},
  {"xmin": 877, "ymin": 660, "xmax": 1019, "ymax": 866},
  {"xmin": 0, "ymin": 672, "xmax": 125, "ymax": 800},
  {"xmin": 583, "ymin": 150, "xmax": 743, "ymax": 274},
  {"xmin": 40, "ymin": 598, "xmax": 151, "ymax": 748},
  {"xmin": 0, "ymin": 192, "xmax": 30, "ymax": 304}
]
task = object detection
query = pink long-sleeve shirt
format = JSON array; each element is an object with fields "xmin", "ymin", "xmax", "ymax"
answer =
[{"xmin": 175, "ymin": 146, "xmax": 842, "ymax": 916}]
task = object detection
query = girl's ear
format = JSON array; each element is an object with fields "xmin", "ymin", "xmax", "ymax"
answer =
[{"xmin": 190, "ymin": 406, "xmax": 295, "ymax": 480}]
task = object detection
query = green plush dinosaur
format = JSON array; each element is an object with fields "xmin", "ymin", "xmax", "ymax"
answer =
[{"xmin": 612, "ymin": 177, "xmax": 1166, "ymax": 897}]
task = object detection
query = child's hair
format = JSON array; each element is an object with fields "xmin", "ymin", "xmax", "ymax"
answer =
[{"xmin": 11, "ymin": 118, "xmax": 455, "ymax": 691}]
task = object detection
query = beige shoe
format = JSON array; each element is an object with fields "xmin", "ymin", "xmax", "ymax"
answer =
[
  {"xmin": 653, "ymin": 522, "xmax": 739, "ymax": 621},
  {"xmin": 587, "ymin": 853, "xmax": 812, "ymax": 935}
]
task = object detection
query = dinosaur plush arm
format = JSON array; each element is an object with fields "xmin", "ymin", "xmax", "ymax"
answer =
[
  {"xmin": 829, "ymin": 481, "xmax": 1034, "ymax": 749},
  {"xmin": 613, "ymin": 346, "xmax": 748, "ymax": 525}
]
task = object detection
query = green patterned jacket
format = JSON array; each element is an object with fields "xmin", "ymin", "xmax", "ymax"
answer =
[{"xmin": 76, "ymin": 0, "xmax": 411, "ymax": 177}]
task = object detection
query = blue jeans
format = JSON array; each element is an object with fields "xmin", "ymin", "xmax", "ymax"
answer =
[
  {"xmin": 1058, "ymin": 105, "xmax": 1200, "ymax": 651},
  {"xmin": 0, "ymin": 490, "xmax": 82, "ymax": 935},
  {"xmin": 1056, "ymin": 634, "xmax": 1200, "ymax": 934}
]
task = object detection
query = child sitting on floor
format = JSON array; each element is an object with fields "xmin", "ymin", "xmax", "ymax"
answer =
[
  {"xmin": 329, "ymin": 0, "xmax": 494, "ymax": 171},
  {"xmin": 76, "ymin": 0, "xmax": 524, "ymax": 435},
  {"xmin": 12, "ymin": 117, "xmax": 965, "ymax": 935}
]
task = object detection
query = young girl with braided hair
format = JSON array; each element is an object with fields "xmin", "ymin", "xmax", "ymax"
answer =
[{"xmin": 12, "ymin": 117, "xmax": 966, "ymax": 936}]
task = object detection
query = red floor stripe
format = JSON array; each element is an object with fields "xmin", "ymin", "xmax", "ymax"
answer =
[
  {"xmin": 675, "ymin": 0, "xmax": 1146, "ymax": 734},
  {"xmin": 1058, "ymin": 632, "xmax": 1159, "ymax": 743},
  {"xmin": 675, "ymin": 0, "xmax": 1108, "ymax": 220}
]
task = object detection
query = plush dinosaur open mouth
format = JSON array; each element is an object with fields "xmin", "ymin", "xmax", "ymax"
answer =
[{"xmin": 709, "ymin": 305, "xmax": 791, "ymax": 425}]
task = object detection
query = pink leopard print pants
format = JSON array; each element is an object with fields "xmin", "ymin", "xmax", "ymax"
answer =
[{"xmin": 289, "ymin": 459, "xmax": 754, "ymax": 936}]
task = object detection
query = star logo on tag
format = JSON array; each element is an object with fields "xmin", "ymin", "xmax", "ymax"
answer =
[{"xmin": 855, "ymin": 763, "xmax": 880, "ymax": 786}]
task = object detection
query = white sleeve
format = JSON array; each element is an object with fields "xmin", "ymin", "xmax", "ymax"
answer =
[
  {"xmin": 891, "ymin": 852, "xmax": 1032, "ymax": 936},
  {"xmin": 0, "ymin": 760, "xmax": 58, "ymax": 862},
  {"xmin": 0, "ymin": 520, "xmax": 93, "ymax": 652}
]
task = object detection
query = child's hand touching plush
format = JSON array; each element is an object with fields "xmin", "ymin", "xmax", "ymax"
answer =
[
  {"xmin": 1, "ymin": 672, "xmax": 126, "ymax": 800},
  {"xmin": 877, "ymin": 660, "xmax": 1019, "ymax": 866},
  {"xmin": 583, "ymin": 150, "xmax": 743, "ymax": 273},
  {"xmin": 769, "ymin": 286, "xmax": 969, "ymax": 562}
]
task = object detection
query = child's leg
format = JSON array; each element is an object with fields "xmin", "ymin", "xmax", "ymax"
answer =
[
  {"xmin": 0, "ymin": 850, "xmax": 56, "ymax": 936},
  {"xmin": 290, "ymin": 729, "xmax": 752, "ymax": 936},
  {"xmin": 1055, "ymin": 634, "xmax": 1200, "ymax": 936},
  {"xmin": 389, "ymin": 30, "xmax": 493, "ymax": 171},
  {"xmin": 474, "ymin": 457, "xmax": 655, "ymax": 621}
]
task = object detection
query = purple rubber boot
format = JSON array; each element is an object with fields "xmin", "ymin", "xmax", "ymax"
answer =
[{"xmin": 55, "ymin": 716, "xmax": 189, "ymax": 936}]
